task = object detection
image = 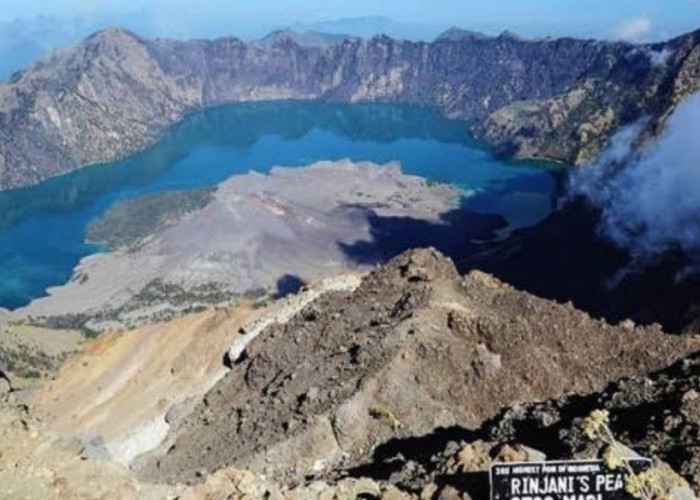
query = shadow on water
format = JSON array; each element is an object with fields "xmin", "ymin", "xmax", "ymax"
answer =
[
  {"xmin": 274, "ymin": 274, "xmax": 307, "ymax": 299},
  {"xmin": 339, "ymin": 169, "xmax": 559, "ymax": 271},
  {"xmin": 466, "ymin": 198, "xmax": 700, "ymax": 333},
  {"xmin": 339, "ymin": 205, "xmax": 507, "ymax": 269},
  {"xmin": 340, "ymin": 181, "xmax": 700, "ymax": 333}
]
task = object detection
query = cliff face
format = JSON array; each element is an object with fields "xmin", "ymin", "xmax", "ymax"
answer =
[{"xmin": 1, "ymin": 27, "xmax": 700, "ymax": 189}]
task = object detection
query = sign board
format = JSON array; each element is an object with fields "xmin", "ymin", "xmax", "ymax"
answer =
[{"xmin": 490, "ymin": 459, "xmax": 651, "ymax": 500}]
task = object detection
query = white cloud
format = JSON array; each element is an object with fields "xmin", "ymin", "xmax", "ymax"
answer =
[
  {"xmin": 614, "ymin": 16, "xmax": 652, "ymax": 41},
  {"xmin": 647, "ymin": 47, "xmax": 673, "ymax": 67},
  {"xmin": 569, "ymin": 92, "xmax": 700, "ymax": 266}
]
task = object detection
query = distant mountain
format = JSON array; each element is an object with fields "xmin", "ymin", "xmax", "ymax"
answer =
[
  {"xmin": 0, "ymin": 11, "xmax": 268, "ymax": 81},
  {"xmin": 289, "ymin": 16, "xmax": 447, "ymax": 41},
  {"xmin": 255, "ymin": 29, "xmax": 357, "ymax": 49},
  {"xmin": 1, "ymin": 26, "xmax": 699, "ymax": 190},
  {"xmin": 434, "ymin": 27, "xmax": 489, "ymax": 42},
  {"xmin": 498, "ymin": 29, "xmax": 528, "ymax": 41}
]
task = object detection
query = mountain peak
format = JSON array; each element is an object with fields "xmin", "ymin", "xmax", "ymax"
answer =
[
  {"xmin": 256, "ymin": 29, "xmax": 356, "ymax": 48},
  {"xmin": 498, "ymin": 29, "xmax": 526, "ymax": 40},
  {"xmin": 85, "ymin": 26, "xmax": 141, "ymax": 47},
  {"xmin": 435, "ymin": 27, "xmax": 489, "ymax": 42}
]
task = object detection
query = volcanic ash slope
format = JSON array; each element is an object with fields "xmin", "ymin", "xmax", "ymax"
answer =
[
  {"xmin": 133, "ymin": 248, "xmax": 700, "ymax": 484},
  {"xmin": 19, "ymin": 160, "xmax": 459, "ymax": 323},
  {"xmin": 29, "ymin": 272, "xmax": 363, "ymax": 466}
]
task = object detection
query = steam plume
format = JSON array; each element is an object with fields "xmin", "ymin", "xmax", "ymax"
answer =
[{"xmin": 569, "ymin": 92, "xmax": 700, "ymax": 267}]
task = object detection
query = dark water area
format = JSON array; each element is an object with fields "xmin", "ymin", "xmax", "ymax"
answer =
[
  {"xmin": 469, "ymin": 198, "xmax": 700, "ymax": 333},
  {"xmin": 340, "ymin": 205, "xmax": 506, "ymax": 268},
  {"xmin": 0, "ymin": 101, "xmax": 558, "ymax": 309}
]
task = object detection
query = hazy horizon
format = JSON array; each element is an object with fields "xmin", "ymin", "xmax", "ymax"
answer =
[
  {"xmin": 3, "ymin": 0, "xmax": 700, "ymax": 42},
  {"xmin": 1, "ymin": 2, "xmax": 699, "ymax": 81}
]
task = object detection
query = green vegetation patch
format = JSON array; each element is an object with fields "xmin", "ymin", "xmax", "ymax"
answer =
[
  {"xmin": 27, "ymin": 278, "xmax": 254, "ymax": 336},
  {"xmin": 0, "ymin": 323, "xmax": 84, "ymax": 386},
  {"xmin": 127, "ymin": 278, "xmax": 232, "ymax": 309},
  {"xmin": 87, "ymin": 187, "xmax": 216, "ymax": 251}
]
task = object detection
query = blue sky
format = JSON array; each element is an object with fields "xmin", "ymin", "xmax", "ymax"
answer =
[{"xmin": 2, "ymin": 0, "xmax": 699, "ymax": 41}]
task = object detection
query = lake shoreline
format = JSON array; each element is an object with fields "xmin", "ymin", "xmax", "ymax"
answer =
[
  {"xmin": 17, "ymin": 160, "xmax": 466, "ymax": 330},
  {"xmin": 0, "ymin": 102, "xmax": 557, "ymax": 312}
]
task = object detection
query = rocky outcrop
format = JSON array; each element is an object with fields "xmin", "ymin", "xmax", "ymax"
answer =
[
  {"xmin": 179, "ymin": 470, "xmax": 410, "ymax": 500},
  {"xmin": 2, "ymin": 27, "xmax": 700, "ymax": 189},
  {"xmin": 131, "ymin": 248, "xmax": 699, "ymax": 484},
  {"xmin": 8, "ymin": 248, "xmax": 700, "ymax": 498},
  {"xmin": 344, "ymin": 352, "xmax": 700, "ymax": 498}
]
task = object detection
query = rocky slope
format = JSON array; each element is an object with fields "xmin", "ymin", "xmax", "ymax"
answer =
[
  {"xmin": 2, "ymin": 26, "xmax": 700, "ymax": 189},
  {"xmin": 3, "ymin": 382, "xmax": 697, "ymax": 499},
  {"xmin": 0, "ymin": 392, "xmax": 408, "ymax": 499},
  {"xmin": 2, "ymin": 248, "xmax": 698, "ymax": 499},
  {"xmin": 340, "ymin": 352, "xmax": 700, "ymax": 499},
  {"xmin": 28, "ymin": 272, "xmax": 362, "ymax": 466},
  {"xmin": 0, "ymin": 395, "xmax": 178, "ymax": 500},
  {"xmin": 122, "ymin": 249, "xmax": 697, "ymax": 484}
]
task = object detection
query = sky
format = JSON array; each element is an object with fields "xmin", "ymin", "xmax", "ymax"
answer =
[{"xmin": 2, "ymin": 0, "xmax": 700, "ymax": 41}]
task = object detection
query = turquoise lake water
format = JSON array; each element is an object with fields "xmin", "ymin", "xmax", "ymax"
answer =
[{"xmin": 0, "ymin": 101, "xmax": 558, "ymax": 310}]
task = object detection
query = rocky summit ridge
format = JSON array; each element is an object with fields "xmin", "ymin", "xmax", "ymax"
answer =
[
  {"xmin": 8, "ymin": 248, "xmax": 698, "ymax": 500},
  {"xmin": 1, "ymin": 26, "xmax": 700, "ymax": 188},
  {"xmin": 131, "ymin": 248, "xmax": 699, "ymax": 485}
]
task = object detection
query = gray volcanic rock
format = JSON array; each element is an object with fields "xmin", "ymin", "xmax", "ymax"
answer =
[
  {"xmin": 347, "ymin": 352, "xmax": 700, "ymax": 496},
  {"xmin": 2, "ymin": 26, "xmax": 700, "ymax": 188},
  {"xmin": 19, "ymin": 160, "xmax": 460, "ymax": 326}
]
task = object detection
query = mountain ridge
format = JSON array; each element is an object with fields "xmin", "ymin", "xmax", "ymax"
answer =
[
  {"xmin": 1, "ymin": 26, "xmax": 700, "ymax": 189},
  {"xmin": 21, "ymin": 248, "xmax": 700, "ymax": 488}
]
